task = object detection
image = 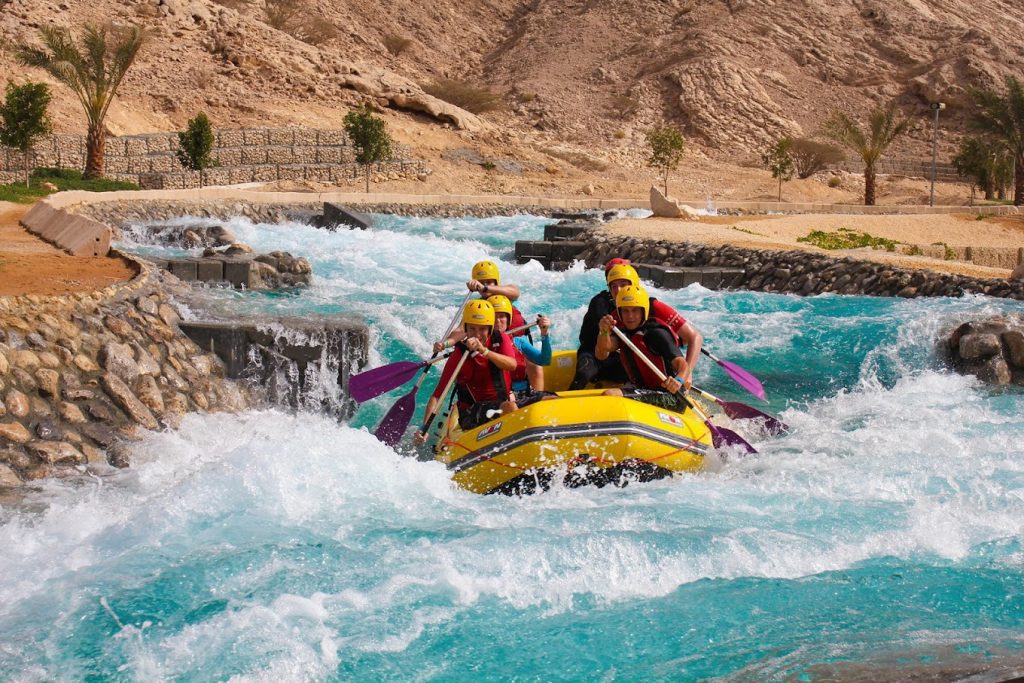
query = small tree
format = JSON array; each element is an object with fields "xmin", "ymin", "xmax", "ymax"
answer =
[
  {"xmin": 788, "ymin": 137, "xmax": 845, "ymax": 179},
  {"xmin": 969, "ymin": 76, "xmax": 1024, "ymax": 206},
  {"xmin": 177, "ymin": 112, "xmax": 215, "ymax": 185},
  {"xmin": 952, "ymin": 136, "xmax": 1013, "ymax": 200},
  {"xmin": 646, "ymin": 125, "xmax": 685, "ymax": 196},
  {"xmin": 0, "ymin": 82, "xmax": 51, "ymax": 187},
  {"xmin": 761, "ymin": 137, "xmax": 794, "ymax": 201},
  {"xmin": 343, "ymin": 104, "xmax": 393, "ymax": 193},
  {"xmin": 821, "ymin": 102, "xmax": 910, "ymax": 206},
  {"xmin": 17, "ymin": 24, "xmax": 146, "ymax": 179}
]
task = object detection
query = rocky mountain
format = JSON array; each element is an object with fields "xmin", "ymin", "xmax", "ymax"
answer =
[{"xmin": 2, "ymin": 0, "xmax": 1023, "ymax": 167}]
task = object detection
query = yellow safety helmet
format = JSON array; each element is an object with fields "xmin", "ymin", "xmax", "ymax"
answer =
[
  {"xmin": 462, "ymin": 299, "xmax": 495, "ymax": 328},
  {"xmin": 606, "ymin": 263, "xmax": 640, "ymax": 288},
  {"xmin": 471, "ymin": 260, "xmax": 501, "ymax": 285},
  {"xmin": 615, "ymin": 284, "xmax": 649, "ymax": 320},
  {"xmin": 486, "ymin": 294, "xmax": 514, "ymax": 320}
]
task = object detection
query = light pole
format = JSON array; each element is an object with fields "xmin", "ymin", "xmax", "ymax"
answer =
[{"xmin": 930, "ymin": 101, "xmax": 945, "ymax": 207}]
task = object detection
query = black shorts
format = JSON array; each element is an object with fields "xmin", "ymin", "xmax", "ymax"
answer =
[
  {"xmin": 513, "ymin": 388, "xmax": 557, "ymax": 408},
  {"xmin": 621, "ymin": 386, "xmax": 688, "ymax": 411},
  {"xmin": 458, "ymin": 401, "xmax": 504, "ymax": 430}
]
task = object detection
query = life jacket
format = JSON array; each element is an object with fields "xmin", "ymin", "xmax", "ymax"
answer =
[
  {"xmin": 612, "ymin": 305, "xmax": 681, "ymax": 346},
  {"xmin": 510, "ymin": 340, "xmax": 528, "ymax": 383},
  {"xmin": 617, "ymin": 321, "xmax": 676, "ymax": 389},
  {"xmin": 510, "ymin": 305, "xmax": 533, "ymax": 342},
  {"xmin": 454, "ymin": 330, "xmax": 512, "ymax": 407}
]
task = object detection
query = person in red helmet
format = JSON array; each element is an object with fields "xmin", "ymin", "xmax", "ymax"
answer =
[
  {"xmin": 596, "ymin": 285, "xmax": 689, "ymax": 410},
  {"xmin": 414, "ymin": 300, "xmax": 518, "ymax": 444},
  {"xmin": 570, "ymin": 259, "xmax": 703, "ymax": 389}
]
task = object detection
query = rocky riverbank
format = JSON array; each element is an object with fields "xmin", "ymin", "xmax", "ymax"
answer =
[
  {"xmin": 579, "ymin": 231, "xmax": 1024, "ymax": 300},
  {"xmin": 0, "ymin": 255, "xmax": 249, "ymax": 488}
]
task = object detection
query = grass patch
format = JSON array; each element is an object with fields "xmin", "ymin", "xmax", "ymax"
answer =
[
  {"xmin": 0, "ymin": 168, "xmax": 138, "ymax": 203},
  {"xmin": 797, "ymin": 227, "xmax": 897, "ymax": 252},
  {"xmin": 731, "ymin": 225, "xmax": 766, "ymax": 237}
]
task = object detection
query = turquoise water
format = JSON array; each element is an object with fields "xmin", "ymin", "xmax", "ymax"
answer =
[{"xmin": 2, "ymin": 214, "xmax": 1023, "ymax": 680}]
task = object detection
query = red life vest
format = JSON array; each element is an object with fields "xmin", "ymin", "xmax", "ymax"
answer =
[
  {"xmin": 510, "ymin": 341, "xmax": 528, "ymax": 383},
  {"xmin": 617, "ymin": 321, "xmax": 675, "ymax": 389},
  {"xmin": 510, "ymin": 306, "xmax": 529, "ymax": 338},
  {"xmin": 453, "ymin": 331, "xmax": 512, "ymax": 407}
]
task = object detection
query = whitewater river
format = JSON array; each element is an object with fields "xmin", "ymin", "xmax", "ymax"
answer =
[{"xmin": 2, "ymin": 212, "xmax": 1023, "ymax": 681}]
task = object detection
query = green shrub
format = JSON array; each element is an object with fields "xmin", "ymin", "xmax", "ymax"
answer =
[
  {"xmin": 827, "ymin": 175, "xmax": 842, "ymax": 188},
  {"xmin": 932, "ymin": 242, "xmax": 957, "ymax": 260},
  {"xmin": 0, "ymin": 169, "xmax": 138, "ymax": 203},
  {"xmin": 797, "ymin": 228, "xmax": 897, "ymax": 251},
  {"xmin": 421, "ymin": 78, "xmax": 505, "ymax": 114}
]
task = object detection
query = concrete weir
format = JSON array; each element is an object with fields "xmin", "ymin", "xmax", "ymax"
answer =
[{"xmin": 179, "ymin": 316, "xmax": 369, "ymax": 420}]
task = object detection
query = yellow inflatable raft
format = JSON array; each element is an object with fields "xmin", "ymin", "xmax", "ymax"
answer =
[{"xmin": 433, "ymin": 351, "xmax": 713, "ymax": 494}]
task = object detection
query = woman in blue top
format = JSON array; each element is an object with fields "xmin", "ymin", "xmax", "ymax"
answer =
[{"xmin": 488, "ymin": 295, "xmax": 552, "ymax": 394}]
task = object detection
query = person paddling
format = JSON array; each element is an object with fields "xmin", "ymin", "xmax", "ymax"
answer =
[
  {"xmin": 596, "ymin": 285, "xmax": 690, "ymax": 410},
  {"xmin": 488, "ymin": 294, "xmax": 552, "ymax": 393},
  {"xmin": 571, "ymin": 260, "xmax": 703, "ymax": 389},
  {"xmin": 435, "ymin": 260, "xmax": 528, "ymax": 353},
  {"xmin": 414, "ymin": 300, "xmax": 517, "ymax": 444}
]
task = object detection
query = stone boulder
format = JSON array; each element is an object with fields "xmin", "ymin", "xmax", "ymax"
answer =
[
  {"xmin": 944, "ymin": 316, "xmax": 1024, "ymax": 386},
  {"xmin": 650, "ymin": 186, "xmax": 700, "ymax": 220}
]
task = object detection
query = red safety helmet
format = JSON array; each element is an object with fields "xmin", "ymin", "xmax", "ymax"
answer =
[{"xmin": 604, "ymin": 257, "xmax": 631, "ymax": 273}]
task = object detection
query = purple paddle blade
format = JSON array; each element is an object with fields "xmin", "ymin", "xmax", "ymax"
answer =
[
  {"xmin": 374, "ymin": 389, "xmax": 418, "ymax": 447},
  {"xmin": 349, "ymin": 360, "xmax": 424, "ymax": 403},
  {"xmin": 707, "ymin": 421, "xmax": 757, "ymax": 454},
  {"xmin": 716, "ymin": 358, "xmax": 766, "ymax": 401},
  {"xmin": 718, "ymin": 400, "xmax": 789, "ymax": 435}
]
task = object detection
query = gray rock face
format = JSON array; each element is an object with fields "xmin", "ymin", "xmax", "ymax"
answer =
[{"xmin": 959, "ymin": 333, "xmax": 1001, "ymax": 361}]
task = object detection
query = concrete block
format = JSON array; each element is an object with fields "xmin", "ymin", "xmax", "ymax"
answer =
[
  {"xmin": 323, "ymin": 203, "xmax": 373, "ymax": 229},
  {"xmin": 660, "ymin": 268, "xmax": 702, "ymax": 289},
  {"xmin": 550, "ymin": 240, "xmax": 586, "ymax": 260},
  {"xmin": 514, "ymin": 240, "xmax": 551, "ymax": 258},
  {"xmin": 719, "ymin": 268, "xmax": 746, "ymax": 288},
  {"xmin": 633, "ymin": 263, "xmax": 653, "ymax": 279},
  {"xmin": 701, "ymin": 269, "xmax": 723, "ymax": 289},
  {"xmin": 196, "ymin": 259, "xmax": 224, "ymax": 282},
  {"xmin": 644, "ymin": 265, "xmax": 667, "ymax": 286},
  {"xmin": 169, "ymin": 259, "xmax": 198, "ymax": 281},
  {"xmin": 223, "ymin": 260, "xmax": 252, "ymax": 289}
]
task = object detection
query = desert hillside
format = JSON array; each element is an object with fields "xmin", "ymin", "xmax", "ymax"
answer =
[{"xmin": 2, "ymin": 0, "xmax": 1023, "ymax": 200}]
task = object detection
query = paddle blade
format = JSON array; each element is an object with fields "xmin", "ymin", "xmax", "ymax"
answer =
[
  {"xmin": 718, "ymin": 400, "xmax": 789, "ymax": 435},
  {"xmin": 707, "ymin": 422, "xmax": 757, "ymax": 454},
  {"xmin": 373, "ymin": 389, "xmax": 418, "ymax": 447},
  {"xmin": 350, "ymin": 361, "xmax": 424, "ymax": 403},
  {"xmin": 716, "ymin": 358, "xmax": 766, "ymax": 401}
]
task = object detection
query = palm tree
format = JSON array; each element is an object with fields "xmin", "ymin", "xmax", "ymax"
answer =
[
  {"xmin": 969, "ymin": 77, "xmax": 1024, "ymax": 206},
  {"xmin": 821, "ymin": 103, "xmax": 911, "ymax": 206},
  {"xmin": 17, "ymin": 24, "xmax": 146, "ymax": 179}
]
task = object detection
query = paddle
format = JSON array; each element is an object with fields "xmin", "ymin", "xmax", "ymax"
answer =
[
  {"xmin": 351, "ymin": 355, "xmax": 448, "ymax": 403},
  {"xmin": 700, "ymin": 348, "xmax": 766, "ymax": 401},
  {"xmin": 373, "ymin": 321, "xmax": 541, "ymax": 446},
  {"xmin": 352, "ymin": 321, "xmax": 536, "ymax": 403},
  {"xmin": 690, "ymin": 384, "xmax": 788, "ymax": 435},
  {"xmin": 417, "ymin": 348, "xmax": 472, "ymax": 446},
  {"xmin": 611, "ymin": 327, "xmax": 757, "ymax": 453},
  {"xmin": 350, "ymin": 290, "xmax": 473, "ymax": 402}
]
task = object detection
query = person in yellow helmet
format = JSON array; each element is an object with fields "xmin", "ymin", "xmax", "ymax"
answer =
[
  {"xmin": 570, "ymin": 258, "xmax": 703, "ymax": 390},
  {"xmin": 435, "ymin": 260, "xmax": 528, "ymax": 353},
  {"xmin": 488, "ymin": 294, "xmax": 552, "ymax": 392},
  {"xmin": 414, "ymin": 300, "xmax": 518, "ymax": 444},
  {"xmin": 466, "ymin": 259, "xmax": 521, "ymax": 302},
  {"xmin": 596, "ymin": 285, "xmax": 690, "ymax": 410}
]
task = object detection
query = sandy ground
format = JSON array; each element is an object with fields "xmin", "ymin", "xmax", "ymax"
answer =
[
  {"xmin": 609, "ymin": 212, "xmax": 1024, "ymax": 279},
  {"xmin": 0, "ymin": 201, "xmax": 136, "ymax": 297}
]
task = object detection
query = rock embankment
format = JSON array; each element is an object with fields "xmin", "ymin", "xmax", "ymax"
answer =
[
  {"xmin": 579, "ymin": 232, "xmax": 1024, "ymax": 300},
  {"xmin": 0, "ymin": 256, "xmax": 249, "ymax": 487},
  {"xmin": 944, "ymin": 317, "xmax": 1024, "ymax": 386}
]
